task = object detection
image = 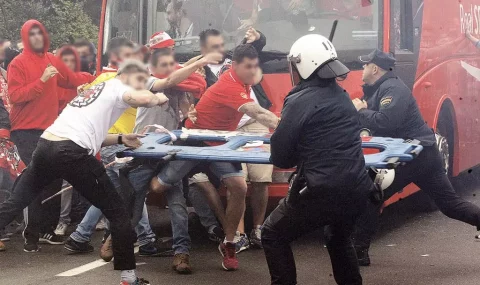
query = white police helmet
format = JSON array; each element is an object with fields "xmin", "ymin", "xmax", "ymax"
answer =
[{"xmin": 288, "ymin": 34, "xmax": 350, "ymax": 81}]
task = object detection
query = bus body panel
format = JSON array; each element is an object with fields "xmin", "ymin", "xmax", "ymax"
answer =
[{"xmin": 97, "ymin": 0, "xmax": 480, "ymax": 204}]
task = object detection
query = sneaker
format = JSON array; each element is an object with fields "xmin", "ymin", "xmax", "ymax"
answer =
[
  {"xmin": 100, "ymin": 234, "xmax": 113, "ymax": 262},
  {"xmin": 120, "ymin": 278, "xmax": 150, "ymax": 285},
  {"xmin": 64, "ymin": 237, "xmax": 94, "ymax": 253},
  {"xmin": 54, "ymin": 222, "xmax": 69, "ymax": 236},
  {"xmin": 172, "ymin": 253, "xmax": 192, "ymax": 274},
  {"xmin": 249, "ymin": 227, "xmax": 263, "ymax": 249},
  {"xmin": 96, "ymin": 217, "xmax": 108, "ymax": 231},
  {"xmin": 39, "ymin": 232, "xmax": 65, "ymax": 245},
  {"xmin": 208, "ymin": 226, "xmax": 225, "ymax": 243},
  {"xmin": 0, "ymin": 240, "xmax": 5, "ymax": 251},
  {"xmin": 0, "ymin": 231, "xmax": 10, "ymax": 242},
  {"xmin": 24, "ymin": 241, "xmax": 40, "ymax": 253},
  {"xmin": 234, "ymin": 231, "xmax": 250, "ymax": 253},
  {"xmin": 356, "ymin": 246, "xmax": 371, "ymax": 266},
  {"xmin": 218, "ymin": 242, "xmax": 238, "ymax": 271},
  {"xmin": 139, "ymin": 241, "xmax": 174, "ymax": 257}
]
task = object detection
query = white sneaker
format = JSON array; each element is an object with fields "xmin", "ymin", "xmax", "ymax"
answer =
[
  {"xmin": 96, "ymin": 217, "xmax": 108, "ymax": 231},
  {"xmin": 54, "ymin": 222, "xmax": 68, "ymax": 236}
]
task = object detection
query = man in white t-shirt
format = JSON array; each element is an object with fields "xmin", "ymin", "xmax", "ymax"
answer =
[{"xmin": 0, "ymin": 60, "xmax": 169, "ymax": 285}]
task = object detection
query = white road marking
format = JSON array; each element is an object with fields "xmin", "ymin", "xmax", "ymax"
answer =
[{"xmin": 56, "ymin": 247, "xmax": 140, "ymax": 277}]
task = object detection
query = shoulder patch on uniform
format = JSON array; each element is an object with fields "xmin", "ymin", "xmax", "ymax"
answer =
[
  {"xmin": 380, "ymin": 96, "xmax": 393, "ymax": 107},
  {"xmin": 240, "ymin": 92, "xmax": 248, "ymax": 99}
]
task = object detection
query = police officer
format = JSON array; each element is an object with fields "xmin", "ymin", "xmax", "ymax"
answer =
[
  {"xmin": 352, "ymin": 49, "xmax": 480, "ymax": 266},
  {"xmin": 261, "ymin": 34, "xmax": 375, "ymax": 285}
]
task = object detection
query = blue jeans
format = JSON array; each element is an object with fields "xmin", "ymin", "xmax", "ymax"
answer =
[
  {"xmin": 128, "ymin": 162, "xmax": 191, "ymax": 254},
  {"xmin": 188, "ymin": 183, "xmax": 220, "ymax": 230},
  {"xmin": 70, "ymin": 145, "xmax": 156, "ymax": 246},
  {"xmin": 157, "ymin": 160, "xmax": 243, "ymax": 187}
]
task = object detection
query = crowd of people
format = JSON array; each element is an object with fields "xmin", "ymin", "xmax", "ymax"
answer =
[{"xmin": 1, "ymin": 14, "xmax": 480, "ymax": 285}]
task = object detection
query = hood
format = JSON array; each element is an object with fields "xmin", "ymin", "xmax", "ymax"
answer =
[
  {"xmin": 21, "ymin": 19, "xmax": 50, "ymax": 55},
  {"xmin": 56, "ymin": 45, "xmax": 81, "ymax": 72}
]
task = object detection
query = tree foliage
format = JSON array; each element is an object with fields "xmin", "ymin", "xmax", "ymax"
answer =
[{"xmin": 0, "ymin": 0, "xmax": 99, "ymax": 50}]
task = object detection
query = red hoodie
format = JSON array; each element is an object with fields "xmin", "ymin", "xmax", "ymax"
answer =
[
  {"xmin": 7, "ymin": 20, "xmax": 92, "ymax": 131},
  {"xmin": 153, "ymin": 65, "xmax": 206, "ymax": 99},
  {"xmin": 56, "ymin": 45, "xmax": 95, "ymax": 114}
]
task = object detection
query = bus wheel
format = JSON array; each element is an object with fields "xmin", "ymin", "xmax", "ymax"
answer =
[{"xmin": 436, "ymin": 108, "xmax": 454, "ymax": 177}]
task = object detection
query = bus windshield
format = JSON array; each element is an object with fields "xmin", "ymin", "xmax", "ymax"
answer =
[{"xmin": 103, "ymin": 0, "xmax": 380, "ymax": 67}]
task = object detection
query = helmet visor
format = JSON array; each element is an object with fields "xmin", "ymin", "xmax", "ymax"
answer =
[{"xmin": 288, "ymin": 54, "xmax": 301, "ymax": 86}]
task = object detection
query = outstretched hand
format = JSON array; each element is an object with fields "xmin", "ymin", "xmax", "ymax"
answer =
[
  {"xmin": 122, "ymin": 134, "xmax": 145, "ymax": 149},
  {"xmin": 245, "ymin": 27, "xmax": 261, "ymax": 44}
]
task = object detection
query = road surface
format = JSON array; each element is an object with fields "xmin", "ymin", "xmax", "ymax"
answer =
[{"xmin": 1, "ymin": 170, "xmax": 480, "ymax": 285}]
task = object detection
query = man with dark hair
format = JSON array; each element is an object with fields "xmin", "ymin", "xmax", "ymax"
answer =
[
  {"xmin": 0, "ymin": 59, "xmax": 169, "ymax": 285},
  {"xmin": 150, "ymin": 44, "xmax": 279, "ymax": 271},
  {"xmin": 6, "ymin": 20, "xmax": 92, "ymax": 252},
  {"xmin": 73, "ymin": 39, "xmax": 96, "ymax": 74},
  {"xmin": 192, "ymin": 27, "xmax": 273, "ymax": 252}
]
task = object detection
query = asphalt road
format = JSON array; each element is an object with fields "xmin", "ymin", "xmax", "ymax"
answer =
[{"xmin": 2, "ymin": 170, "xmax": 480, "ymax": 285}]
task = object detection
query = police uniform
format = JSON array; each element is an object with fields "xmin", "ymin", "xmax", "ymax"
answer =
[
  {"xmin": 262, "ymin": 61, "xmax": 374, "ymax": 284},
  {"xmin": 353, "ymin": 49, "xmax": 480, "ymax": 265}
]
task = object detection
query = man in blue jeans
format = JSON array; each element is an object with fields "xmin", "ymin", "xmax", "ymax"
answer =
[{"xmin": 64, "ymin": 144, "xmax": 162, "ymax": 258}]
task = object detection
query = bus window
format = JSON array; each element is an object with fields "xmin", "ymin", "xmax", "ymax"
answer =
[
  {"xmin": 103, "ymin": 0, "xmax": 143, "ymax": 53},
  {"xmin": 102, "ymin": 0, "xmax": 381, "ymax": 70}
]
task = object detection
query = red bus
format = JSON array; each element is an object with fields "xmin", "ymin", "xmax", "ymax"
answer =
[{"xmin": 97, "ymin": 0, "xmax": 480, "ymax": 207}]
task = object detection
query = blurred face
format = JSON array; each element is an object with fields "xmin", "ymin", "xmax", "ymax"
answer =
[
  {"xmin": 122, "ymin": 72, "xmax": 149, "ymax": 90},
  {"xmin": 362, "ymin": 62, "xmax": 377, "ymax": 84},
  {"xmin": 166, "ymin": 3, "xmax": 181, "ymax": 24},
  {"xmin": 111, "ymin": 46, "xmax": 134, "ymax": 66},
  {"xmin": 233, "ymin": 57, "xmax": 259, "ymax": 85},
  {"xmin": 76, "ymin": 45, "xmax": 93, "ymax": 61},
  {"xmin": 28, "ymin": 26, "xmax": 45, "ymax": 53},
  {"xmin": 61, "ymin": 54, "xmax": 76, "ymax": 71},
  {"xmin": 202, "ymin": 35, "xmax": 225, "ymax": 56},
  {"xmin": 152, "ymin": 55, "xmax": 176, "ymax": 76}
]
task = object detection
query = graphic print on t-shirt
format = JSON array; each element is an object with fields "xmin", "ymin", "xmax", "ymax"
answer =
[{"xmin": 69, "ymin": 82, "xmax": 106, "ymax": 108}]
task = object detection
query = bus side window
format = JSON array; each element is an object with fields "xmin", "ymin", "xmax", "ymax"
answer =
[{"xmin": 392, "ymin": 0, "xmax": 414, "ymax": 52}]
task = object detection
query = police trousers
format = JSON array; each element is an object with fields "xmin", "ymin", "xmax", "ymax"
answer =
[
  {"xmin": 262, "ymin": 178, "xmax": 372, "ymax": 285},
  {"xmin": 0, "ymin": 138, "xmax": 136, "ymax": 270},
  {"xmin": 354, "ymin": 145, "xmax": 480, "ymax": 248}
]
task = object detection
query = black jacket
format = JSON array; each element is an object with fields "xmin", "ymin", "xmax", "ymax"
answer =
[
  {"xmin": 271, "ymin": 77, "xmax": 368, "ymax": 192},
  {"xmin": 359, "ymin": 72, "xmax": 435, "ymax": 146},
  {"xmin": 203, "ymin": 32, "xmax": 272, "ymax": 110},
  {"xmin": 0, "ymin": 68, "xmax": 11, "ymax": 131}
]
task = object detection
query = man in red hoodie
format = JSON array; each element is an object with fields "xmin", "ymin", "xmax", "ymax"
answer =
[
  {"xmin": 57, "ymin": 45, "xmax": 95, "ymax": 113},
  {"xmin": 6, "ymin": 20, "xmax": 92, "ymax": 252}
]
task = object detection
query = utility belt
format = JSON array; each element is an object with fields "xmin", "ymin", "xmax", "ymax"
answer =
[{"xmin": 286, "ymin": 164, "xmax": 385, "ymax": 207}]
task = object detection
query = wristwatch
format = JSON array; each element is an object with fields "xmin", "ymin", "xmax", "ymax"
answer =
[{"xmin": 118, "ymin": 134, "xmax": 123, "ymax": 144}]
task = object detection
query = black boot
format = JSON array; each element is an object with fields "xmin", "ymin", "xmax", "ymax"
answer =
[{"xmin": 355, "ymin": 246, "xmax": 371, "ymax": 266}]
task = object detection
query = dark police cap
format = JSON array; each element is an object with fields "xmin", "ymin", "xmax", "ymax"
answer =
[{"xmin": 359, "ymin": 49, "xmax": 396, "ymax": 71}]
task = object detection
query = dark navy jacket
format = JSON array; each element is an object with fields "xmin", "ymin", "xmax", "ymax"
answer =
[
  {"xmin": 359, "ymin": 72, "xmax": 435, "ymax": 146},
  {"xmin": 271, "ymin": 77, "xmax": 369, "ymax": 193}
]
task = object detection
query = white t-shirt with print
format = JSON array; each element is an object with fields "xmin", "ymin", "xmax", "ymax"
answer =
[{"xmin": 46, "ymin": 78, "xmax": 132, "ymax": 155}]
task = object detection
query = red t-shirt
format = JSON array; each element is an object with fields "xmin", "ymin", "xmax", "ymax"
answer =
[{"xmin": 185, "ymin": 69, "xmax": 253, "ymax": 131}]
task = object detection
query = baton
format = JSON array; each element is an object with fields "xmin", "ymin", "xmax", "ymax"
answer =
[{"xmin": 329, "ymin": 20, "xmax": 339, "ymax": 42}]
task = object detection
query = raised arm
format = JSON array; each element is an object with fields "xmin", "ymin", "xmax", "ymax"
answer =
[
  {"xmin": 122, "ymin": 90, "xmax": 169, "ymax": 108},
  {"xmin": 7, "ymin": 61, "xmax": 49, "ymax": 104},
  {"xmin": 150, "ymin": 53, "xmax": 222, "ymax": 92},
  {"xmin": 239, "ymin": 102, "xmax": 279, "ymax": 129}
]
